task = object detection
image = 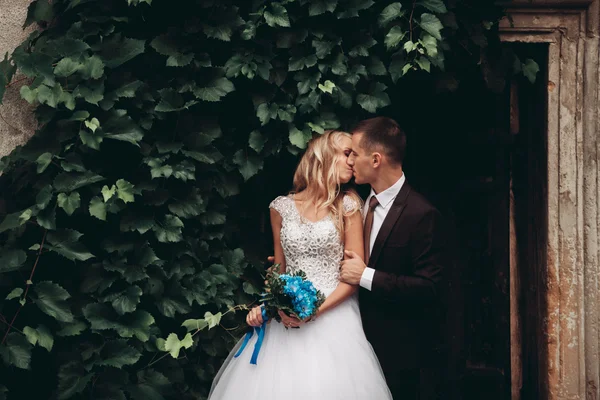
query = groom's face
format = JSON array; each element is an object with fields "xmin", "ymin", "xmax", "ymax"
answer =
[{"xmin": 348, "ymin": 132, "xmax": 374, "ymax": 185}]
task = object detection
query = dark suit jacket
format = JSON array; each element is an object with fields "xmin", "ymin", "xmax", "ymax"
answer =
[{"xmin": 360, "ymin": 182, "xmax": 448, "ymax": 379}]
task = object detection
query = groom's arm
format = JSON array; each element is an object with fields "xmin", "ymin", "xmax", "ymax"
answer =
[{"xmin": 370, "ymin": 209, "xmax": 446, "ymax": 303}]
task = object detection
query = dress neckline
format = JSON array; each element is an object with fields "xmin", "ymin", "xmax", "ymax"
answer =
[{"xmin": 289, "ymin": 195, "xmax": 331, "ymax": 224}]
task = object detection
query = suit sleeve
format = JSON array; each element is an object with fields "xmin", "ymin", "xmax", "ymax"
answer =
[{"xmin": 370, "ymin": 209, "xmax": 446, "ymax": 303}]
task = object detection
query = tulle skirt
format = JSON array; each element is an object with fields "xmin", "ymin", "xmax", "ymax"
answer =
[{"xmin": 209, "ymin": 292, "xmax": 392, "ymax": 400}]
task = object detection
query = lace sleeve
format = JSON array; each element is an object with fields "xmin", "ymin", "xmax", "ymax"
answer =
[
  {"xmin": 269, "ymin": 196, "xmax": 292, "ymax": 219},
  {"xmin": 343, "ymin": 194, "xmax": 361, "ymax": 215}
]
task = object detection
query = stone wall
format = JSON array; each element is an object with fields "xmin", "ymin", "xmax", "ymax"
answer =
[{"xmin": 0, "ymin": 0, "xmax": 36, "ymax": 159}]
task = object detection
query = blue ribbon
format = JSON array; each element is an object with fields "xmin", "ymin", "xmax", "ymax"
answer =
[{"xmin": 234, "ymin": 307, "xmax": 269, "ymax": 365}]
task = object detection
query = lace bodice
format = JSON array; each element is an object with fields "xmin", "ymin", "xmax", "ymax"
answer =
[{"xmin": 269, "ymin": 195, "xmax": 360, "ymax": 293}]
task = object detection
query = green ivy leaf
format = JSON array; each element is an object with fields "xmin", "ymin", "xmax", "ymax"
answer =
[
  {"xmin": 288, "ymin": 125, "xmax": 312, "ymax": 149},
  {"xmin": 416, "ymin": 56, "xmax": 431, "ymax": 72},
  {"xmin": 155, "ymin": 88, "xmax": 185, "ymax": 112},
  {"xmin": 57, "ymin": 192, "xmax": 81, "ymax": 216},
  {"xmin": 84, "ymin": 117, "xmax": 100, "ymax": 133},
  {"xmin": 96, "ymin": 340, "xmax": 141, "ymax": 368},
  {"xmin": 6, "ymin": 288, "xmax": 23, "ymax": 300},
  {"xmin": 248, "ymin": 130, "xmax": 266, "ymax": 153},
  {"xmin": 168, "ymin": 193, "xmax": 204, "ymax": 218},
  {"xmin": 46, "ymin": 229, "xmax": 95, "ymax": 261},
  {"xmin": 199, "ymin": 211, "xmax": 226, "ymax": 225},
  {"xmin": 56, "ymin": 321, "xmax": 87, "ymax": 337},
  {"xmin": 34, "ymin": 281, "xmax": 74, "ymax": 323},
  {"xmin": 0, "ymin": 250, "xmax": 27, "ymax": 272},
  {"xmin": 418, "ymin": 0, "xmax": 447, "ymax": 14},
  {"xmin": 23, "ymin": 325, "xmax": 54, "ymax": 351},
  {"xmin": 0, "ymin": 333, "xmax": 32, "ymax": 370},
  {"xmin": 102, "ymin": 185, "xmax": 116, "ymax": 202},
  {"xmin": 337, "ymin": 0, "xmax": 375, "ymax": 18},
  {"xmin": 79, "ymin": 130, "xmax": 104, "ymax": 150},
  {"xmin": 166, "ymin": 53, "xmax": 194, "ymax": 67},
  {"xmin": 379, "ymin": 2, "xmax": 403, "ymax": 26},
  {"xmin": 164, "ymin": 333, "xmax": 194, "ymax": 358},
  {"xmin": 0, "ymin": 209, "xmax": 32, "ymax": 233},
  {"xmin": 288, "ymin": 54, "xmax": 317, "ymax": 71},
  {"xmin": 356, "ymin": 83, "xmax": 391, "ymax": 113},
  {"xmin": 80, "ymin": 55, "xmax": 105, "ymax": 79},
  {"xmin": 181, "ymin": 319, "xmax": 209, "ymax": 332},
  {"xmin": 73, "ymin": 80, "xmax": 104, "ymax": 105},
  {"xmin": 53, "ymin": 171, "xmax": 105, "ymax": 192},
  {"xmin": 89, "ymin": 196, "xmax": 107, "ymax": 220},
  {"xmin": 107, "ymin": 286, "xmax": 142, "ymax": 315},
  {"xmin": 313, "ymin": 39, "xmax": 337, "ymax": 59},
  {"xmin": 233, "ymin": 150, "xmax": 263, "ymax": 181},
  {"xmin": 83, "ymin": 304, "xmax": 155, "ymax": 341},
  {"xmin": 37, "ymin": 206, "xmax": 56, "ymax": 230},
  {"xmin": 23, "ymin": 0, "xmax": 54, "ymax": 28},
  {"xmin": 309, "ymin": 0, "xmax": 338, "ymax": 16},
  {"xmin": 385, "ymin": 26, "xmax": 407, "ymax": 50},
  {"xmin": 54, "ymin": 57, "xmax": 82, "ymax": 78},
  {"xmin": 522, "ymin": 58, "xmax": 540, "ymax": 83},
  {"xmin": 152, "ymin": 214, "xmax": 184, "ymax": 242},
  {"xmin": 204, "ymin": 311, "xmax": 222, "ymax": 329},
  {"xmin": 157, "ymin": 298, "xmax": 191, "ymax": 317},
  {"xmin": 99, "ymin": 34, "xmax": 146, "ymax": 68},
  {"xmin": 116, "ymin": 179, "xmax": 135, "ymax": 203},
  {"xmin": 368, "ymin": 56, "xmax": 387, "ymax": 75},
  {"xmin": 243, "ymin": 281, "xmax": 260, "ymax": 295},
  {"xmin": 256, "ymin": 103, "xmax": 278, "ymax": 125},
  {"xmin": 419, "ymin": 13, "xmax": 444, "ymax": 40},
  {"xmin": 57, "ymin": 362, "xmax": 93, "ymax": 400},
  {"xmin": 264, "ymin": 3, "xmax": 291, "ymax": 27},
  {"xmin": 193, "ymin": 78, "xmax": 235, "ymax": 102},
  {"xmin": 318, "ymin": 80, "xmax": 335, "ymax": 94}
]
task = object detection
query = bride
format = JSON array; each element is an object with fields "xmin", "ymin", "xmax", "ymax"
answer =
[{"xmin": 209, "ymin": 130, "xmax": 392, "ymax": 399}]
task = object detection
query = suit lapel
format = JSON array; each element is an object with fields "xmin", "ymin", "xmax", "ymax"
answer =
[{"xmin": 367, "ymin": 183, "xmax": 412, "ymax": 268}]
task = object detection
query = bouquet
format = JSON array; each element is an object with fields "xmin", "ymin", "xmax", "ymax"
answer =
[
  {"xmin": 234, "ymin": 265, "xmax": 325, "ymax": 364},
  {"xmin": 261, "ymin": 265, "xmax": 326, "ymax": 323}
]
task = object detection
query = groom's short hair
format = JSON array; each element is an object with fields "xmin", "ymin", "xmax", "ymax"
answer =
[{"xmin": 351, "ymin": 117, "xmax": 406, "ymax": 165}]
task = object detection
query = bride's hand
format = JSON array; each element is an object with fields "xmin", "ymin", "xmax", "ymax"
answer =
[
  {"xmin": 246, "ymin": 306, "xmax": 264, "ymax": 327},
  {"xmin": 277, "ymin": 310, "xmax": 311, "ymax": 328}
]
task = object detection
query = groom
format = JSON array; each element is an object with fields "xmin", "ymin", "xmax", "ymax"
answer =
[{"xmin": 340, "ymin": 116, "xmax": 448, "ymax": 400}]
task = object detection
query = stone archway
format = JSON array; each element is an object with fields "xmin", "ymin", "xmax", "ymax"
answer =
[{"xmin": 500, "ymin": 2, "xmax": 600, "ymax": 399}]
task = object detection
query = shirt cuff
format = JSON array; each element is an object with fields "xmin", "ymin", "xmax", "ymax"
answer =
[{"xmin": 360, "ymin": 267, "xmax": 376, "ymax": 291}]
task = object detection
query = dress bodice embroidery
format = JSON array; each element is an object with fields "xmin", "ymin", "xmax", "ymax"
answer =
[{"xmin": 269, "ymin": 195, "xmax": 359, "ymax": 293}]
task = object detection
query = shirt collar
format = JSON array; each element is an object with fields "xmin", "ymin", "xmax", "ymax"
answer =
[{"xmin": 369, "ymin": 174, "xmax": 406, "ymax": 209}]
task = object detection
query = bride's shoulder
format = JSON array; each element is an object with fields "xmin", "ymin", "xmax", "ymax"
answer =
[
  {"xmin": 269, "ymin": 194, "xmax": 293, "ymax": 215},
  {"xmin": 342, "ymin": 191, "xmax": 363, "ymax": 215}
]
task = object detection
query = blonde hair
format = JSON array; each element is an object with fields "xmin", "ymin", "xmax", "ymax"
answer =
[{"xmin": 292, "ymin": 130, "xmax": 362, "ymax": 236}]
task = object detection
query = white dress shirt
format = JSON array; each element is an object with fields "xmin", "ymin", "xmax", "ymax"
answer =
[{"xmin": 359, "ymin": 174, "xmax": 406, "ymax": 291}]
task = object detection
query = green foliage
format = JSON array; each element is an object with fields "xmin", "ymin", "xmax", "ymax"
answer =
[{"xmin": 0, "ymin": 0, "xmax": 529, "ymax": 398}]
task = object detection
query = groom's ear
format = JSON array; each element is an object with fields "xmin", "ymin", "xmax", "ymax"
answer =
[{"xmin": 372, "ymin": 152, "xmax": 382, "ymax": 168}]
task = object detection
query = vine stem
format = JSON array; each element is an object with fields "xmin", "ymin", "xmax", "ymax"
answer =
[
  {"xmin": 4, "ymin": 76, "xmax": 29, "ymax": 88},
  {"xmin": 141, "ymin": 304, "xmax": 250, "ymax": 370},
  {"xmin": 1, "ymin": 229, "xmax": 48, "ymax": 344},
  {"xmin": 409, "ymin": 0, "xmax": 417, "ymax": 42}
]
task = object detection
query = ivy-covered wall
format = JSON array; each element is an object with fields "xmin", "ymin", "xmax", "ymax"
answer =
[{"xmin": 0, "ymin": 1, "xmax": 535, "ymax": 399}]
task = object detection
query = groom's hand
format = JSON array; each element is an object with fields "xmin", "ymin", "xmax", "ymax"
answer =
[{"xmin": 340, "ymin": 250, "xmax": 366, "ymax": 285}]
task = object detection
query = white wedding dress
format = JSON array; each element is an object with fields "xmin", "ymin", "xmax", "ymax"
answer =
[{"xmin": 209, "ymin": 195, "xmax": 392, "ymax": 400}]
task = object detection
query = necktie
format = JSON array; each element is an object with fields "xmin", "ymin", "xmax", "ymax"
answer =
[{"xmin": 363, "ymin": 196, "xmax": 379, "ymax": 265}]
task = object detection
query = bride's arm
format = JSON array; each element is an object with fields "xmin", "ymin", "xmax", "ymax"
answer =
[
  {"xmin": 247, "ymin": 207, "xmax": 286, "ymax": 327},
  {"xmin": 315, "ymin": 210, "xmax": 364, "ymax": 316},
  {"xmin": 270, "ymin": 208, "xmax": 286, "ymax": 273}
]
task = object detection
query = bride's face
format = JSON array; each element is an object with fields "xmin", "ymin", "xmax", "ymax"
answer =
[{"xmin": 336, "ymin": 136, "xmax": 354, "ymax": 184}]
